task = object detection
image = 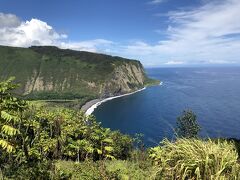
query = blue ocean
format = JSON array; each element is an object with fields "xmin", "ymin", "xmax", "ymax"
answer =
[{"xmin": 93, "ymin": 67, "xmax": 240, "ymax": 146}]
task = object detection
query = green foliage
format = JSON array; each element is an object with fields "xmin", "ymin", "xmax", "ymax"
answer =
[
  {"xmin": 54, "ymin": 160, "xmax": 157, "ymax": 180},
  {"xmin": 3, "ymin": 161, "xmax": 52, "ymax": 180},
  {"xmin": 17, "ymin": 108, "xmax": 133, "ymax": 162},
  {"xmin": 175, "ymin": 109, "xmax": 201, "ymax": 138},
  {"xmin": 0, "ymin": 45, "xmax": 148, "ymax": 100},
  {"xmin": 26, "ymin": 91, "xmax": 96, "ymax": 101},
  {"xmin": 144, "ymin": 78, "xmax": 161, "ymax": 87},
  {"xmin": 149, "ymin": 138, "xmax": 240, "ymax": 179},
  {"xmin": 0, "ymin": 78, "xmax": 133, "ymax": 179},
  {"xmin": 105, "ymin": 160, "xmax": 156, "ymax": 180},
  {"xmin": 30, "ymin": 97, "xmax": 93, "ymax": 110},
  {"xmin": 0, "ymin": 77, "xmax": 27, "ymax": 153},
  {"xmin": 54, "ymin": 160, "xmax": 107, "ymax": 180}
]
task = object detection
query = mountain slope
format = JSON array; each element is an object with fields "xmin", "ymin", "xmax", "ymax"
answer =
[{"xmin": 0, "ymin": 45, "xmax": 158, "ymax": 100}]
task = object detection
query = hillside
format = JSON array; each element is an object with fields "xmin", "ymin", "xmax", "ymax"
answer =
[{"xmin": 0, "ymin": 45, "xmax": 158, "ymax": 102}]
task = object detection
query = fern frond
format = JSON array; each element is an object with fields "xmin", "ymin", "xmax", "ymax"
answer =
[
  {"xmin": 0, "ymin": 139, "xmax": 14, "ymax": 153},
  {"xmin": 2, "ymin": 125, "xmax": 19, "ymax": 136},
  {"xmin": 1, "ymin": 111, "xmax": 19, "ymax": 122}
]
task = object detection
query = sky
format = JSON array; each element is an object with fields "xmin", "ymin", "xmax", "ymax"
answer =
[{"xmin": 0, "ymin": 0, "xmax": 240, "ymax": 67}]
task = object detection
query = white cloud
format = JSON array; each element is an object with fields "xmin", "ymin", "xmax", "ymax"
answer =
[
  {"xmin": 0, "ymin": 13, "xmax": 21, "ymax": 28},
  {"xmin": 117, "ymin": 0, "xmax": 240, "ymax": 65},
  {"xmin": 60, "ymin": 39, "xmax": 113, "ymax": 52},
  {"xmin": 0, "ymin": 17, "xmax": 67, "ymax": 47},
  {"xmin": 149, "ymin": 0, "xmax": 165, "ymax": 5},
  {"xmin": 0, "ymin": 13, "xmax": 112, "ymax": 53},
  {"xmin": 165, "ymin": 61, "xmax": 184, "ymax": 65}
]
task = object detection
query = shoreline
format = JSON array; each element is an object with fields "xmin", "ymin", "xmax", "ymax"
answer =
[
  {"xmin": 83, "ymin": 81, "xmax": 163, "ymax": 116},
  {"xmin": 83, "ymin": 87, "xmax": 146, "ymax": 116}
]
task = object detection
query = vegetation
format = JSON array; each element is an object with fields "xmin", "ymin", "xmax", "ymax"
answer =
[
  {"xmin": 0, "ymin": 45, "xmax": 155, "ymax": 102},
  {"xmin": 144, "ymin": 77, "xmax": 161, "ymax": 87},
  {"xmin": 175, "ymin": 110, "xmax": 201, "ymax": 138},
  {"xmin": 0, "ymin": 77, "xmax": 133, "ymax": 179},
  {"xmin": 0, "ymin": 78, "xmax": 240, "ymax": 179},
  {"xmin": 149, "ymin": 138, "xmax": 240, "ymax": 179},
  {"xmin": 54, "ymin": 160, "xmax": 157, "ymax": 180}
]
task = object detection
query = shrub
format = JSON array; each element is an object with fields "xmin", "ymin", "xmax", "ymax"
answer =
[
  {"xmin": 54, "ymin": 160, "xmax": 157, "ymax": 180},
  {"xmin": 105, "ymin": 160, "xmax": 157, "ymax": 180},
  {"xmin": 175, "ymin": 110, "xmax": 201, "ymax": 138},
  {"xmin": 149, "ymin": 138, "xmax": 240, "ymax": 179},
  {"xmin": 53, "ymin": 160, "xmax": 103, "ymax": 180}
]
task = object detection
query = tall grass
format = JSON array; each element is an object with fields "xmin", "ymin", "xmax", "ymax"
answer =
[{"xmin": 149, "ymin": 138, "xmax": 240, "ymax": 180}]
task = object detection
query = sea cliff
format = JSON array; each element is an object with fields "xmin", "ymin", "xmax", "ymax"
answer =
[{"xmin": 0, "ymin": 45, "xmax": 159, "ymax": 102}]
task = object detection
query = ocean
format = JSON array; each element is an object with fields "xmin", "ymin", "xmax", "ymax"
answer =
[{"xmin": 93, "ymin": 67, "xmax": 240, "ymax": 147}]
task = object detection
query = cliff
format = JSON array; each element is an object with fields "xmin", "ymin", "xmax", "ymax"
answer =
[{"xmin": 0, "ymin": 45, "xmax": 158, "ymax": 100}]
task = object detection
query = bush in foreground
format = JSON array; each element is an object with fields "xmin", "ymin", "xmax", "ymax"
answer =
[
  {"xmin": 149, "ymin": 138, "xmax": 240, "ymax": 179},
  {"xmin": 53, "ymin": 159, "xmax": 156, "ymax": 180}
]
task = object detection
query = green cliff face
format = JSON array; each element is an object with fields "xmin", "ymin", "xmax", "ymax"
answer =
[{"xmin": 0, "ymin": 45, "xmax": 157, "ymax": 100}]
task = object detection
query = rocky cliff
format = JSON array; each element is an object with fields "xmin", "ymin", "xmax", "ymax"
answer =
[{"xmin": 0, "ymin": 45, "xmax": 158, "ymax": 100}]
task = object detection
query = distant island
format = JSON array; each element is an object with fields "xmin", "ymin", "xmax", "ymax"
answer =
[{"xmin": 0, "ymin": 45, "xmax": 159, "ymax": 109}]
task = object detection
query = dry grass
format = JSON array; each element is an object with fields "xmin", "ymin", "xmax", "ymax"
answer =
[{"xmin": 149, "ymin": 138, "xmax": 240, "ymax": 180}]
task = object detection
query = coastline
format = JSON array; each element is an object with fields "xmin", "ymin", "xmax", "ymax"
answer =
[
  {"xmin": 83, "ymin": 87, "xmax": 146, "ymax": 116},
  {"xmin": 82, "ymin": 81, "xmax": 163, "ymax": 116}
]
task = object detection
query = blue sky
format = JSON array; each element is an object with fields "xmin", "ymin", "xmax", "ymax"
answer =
[{"xmin": 0, "ymin": 0, "xmax": 240, "ymax": 67}]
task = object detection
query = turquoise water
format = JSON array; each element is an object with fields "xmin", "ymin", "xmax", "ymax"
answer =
[{"xmin": 93, "ymin": 67, "xmax": 240, "ymax": 146}]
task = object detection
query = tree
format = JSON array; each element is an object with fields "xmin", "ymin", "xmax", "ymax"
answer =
[
  {"xmin": 0, "ymin": 77, "xmax": 27, "ymax": 153},
  {"xmin": 175, "ymin": 110, "xmax": 201, "ymax": 138}
]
